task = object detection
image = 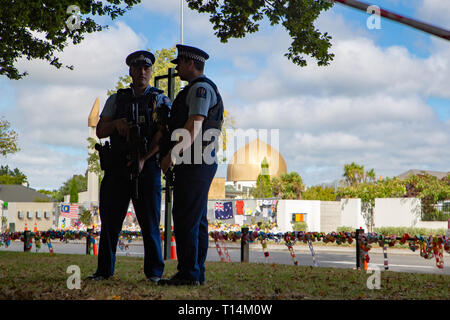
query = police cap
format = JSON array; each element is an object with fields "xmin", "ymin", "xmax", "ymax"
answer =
[
  {"xmin": 171, "ymin": 44, "xmax": 209, "ymax": 64},
  {"xmin": 126, "ymin": 50, "xmax": 155, "ymax": 67}
]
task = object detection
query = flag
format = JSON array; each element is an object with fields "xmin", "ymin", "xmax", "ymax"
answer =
[
  {"xmin": 215, "ymin": 201, "xmax": 233, "ymax": 220},
  {"xmin": 60, "ymin": 204, "xmax": 79, "ymax": 219}
]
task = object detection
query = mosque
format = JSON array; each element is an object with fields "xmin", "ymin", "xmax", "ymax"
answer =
[{"xmin": 209, "ymin": 138, "xmax": 287, "ymax": 199}]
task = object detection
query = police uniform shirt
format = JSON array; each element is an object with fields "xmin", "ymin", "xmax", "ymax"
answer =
[
  {"xmin": 100, "ymin": 85, "xmax": 171, "ymax": 118},
  {"xmin": 186, "ymin": 75, "xmax": 217, "ymax": 117}
]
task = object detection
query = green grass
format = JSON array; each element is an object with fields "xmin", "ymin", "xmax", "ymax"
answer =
[{"xmin": 0, "ymin": 251, "xmax": 448, "ymax": 300}]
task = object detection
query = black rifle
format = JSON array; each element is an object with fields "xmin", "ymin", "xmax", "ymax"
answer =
[{"xmin": 127, "ymin": 102, "xmax": 149, "ymax": 199}]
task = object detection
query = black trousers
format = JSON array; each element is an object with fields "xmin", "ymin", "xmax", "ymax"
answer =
[
  {"xmin": 172, "ymin": 163, "xmax": 217, "ymax": 282},
  {"xmin": 95, "ymin": 159, "xmax": 164, "ymax": 278}
]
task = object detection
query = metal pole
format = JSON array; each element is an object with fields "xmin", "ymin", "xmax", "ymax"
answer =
[
  {"xmin": 241, "ymin": 227, "xmax": 249, "ymax": 263},
  {"xmin": 181, "ymin": 0, "xmax": 184, "ymax": 44},
  {"xmin": 163, "ymin": 183, "xmax": 172, "ymax": 260},
  {"xmin": 86, "ymin": 228, "xmax": 92, "ymax": 255},
  {"xmin": 333, "ymin": 0, "xmax": 450, "ymax": 40},
  {"xmin": 168, "ymin": 68, "xmax": 175, "ymax": 101},
  {"xmin": 24, "ymin": 230, "xmax": 31, "ymax": 252},
  {"xmin": 355, "ymin": 228, "xmax": 364, "ymax": 269}
]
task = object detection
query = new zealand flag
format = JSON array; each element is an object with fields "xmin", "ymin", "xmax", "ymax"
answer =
[{"xmin": 215, "ymin": 201, "xmax": 233, "ymax": 220}]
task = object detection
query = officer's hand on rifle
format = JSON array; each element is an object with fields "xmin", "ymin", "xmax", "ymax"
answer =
[{"xmin": 114, "ymin": 118, "xmax": 129, "ymax": 138}]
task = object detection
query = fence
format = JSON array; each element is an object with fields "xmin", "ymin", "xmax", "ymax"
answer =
[{"xmin": 1, "ymin": 228, "xmax": 448, "ymax": 270}]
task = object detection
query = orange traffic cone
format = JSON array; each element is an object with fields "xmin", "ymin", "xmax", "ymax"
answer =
[
  {"xmin": 170, "ymin": 227, "xmax": 177, "ymax": 260},
  {"xmin": 34, "ymin": 222, "xmax": 37, "ymax": 232},
  {"xmin": 24, "ymin": 222, "xmax": 28, "ymax": 231},
  {"xmin": 364, "ymin": 259, "xmax": 368, "ymax": 271}
]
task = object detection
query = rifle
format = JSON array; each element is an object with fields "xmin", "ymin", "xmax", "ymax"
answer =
[{"xmin": 127, "ymin": 102, "xmax": 149, "ymax": 199}]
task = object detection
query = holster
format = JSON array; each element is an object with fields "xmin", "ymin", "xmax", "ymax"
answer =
[{"xmin": 95, "ymin": 142, "xmax": 114, "ymax": 172}]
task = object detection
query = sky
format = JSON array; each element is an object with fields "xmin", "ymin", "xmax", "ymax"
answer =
[{"xmin": 0, "ymin": 0, "xmax": 449, "ymax": 191}]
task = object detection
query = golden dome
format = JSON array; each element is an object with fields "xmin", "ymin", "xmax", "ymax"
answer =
[{"xmin": 227, "ymin": 139, "xmax": 287, "ymax": 181}]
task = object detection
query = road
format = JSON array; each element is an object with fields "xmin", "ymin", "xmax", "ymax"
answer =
[{"xmin": 1, "ymin": 240, "xmax": 449, "ymax": 275}]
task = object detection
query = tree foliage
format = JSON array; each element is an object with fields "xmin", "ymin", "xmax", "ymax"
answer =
[
  {"xmin": 69, "ymin": 178, "xmax": 79, "ymax": 203},
  {"xmin": 272, "ymin": 172, "xmax": 305, "ymax": 199},
  {"xmin": 0, "ymin": 118, "xmax": 19, "ymax": 156},
  {"xmin": 250, "ymin": 157, "xmax": 273, "ymax": 198},
  {"xmin": 186, "ymin": 0, "xmax": 335, "ymax": 67},
  {"xmin": 302, "ymin": 184, "xmax": 336, "ymax": 201},
  {"xmin": 79, "ymin": 208, "xmax": 93, "ymax": 226},
  {"xmin": 342, "ymin": 162, "xmax": 376, "ymax": 187},
  {"xmin": 0, "ymin": 165, "xmax": 27, "ymax": 185},
  {"xmin": 1, "ymin": 0, "xmax": 141, "ymax": 80}
]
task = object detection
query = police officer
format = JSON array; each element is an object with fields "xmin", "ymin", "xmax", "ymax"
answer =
[
  {"xmin": 87, "ymin": 50, "xmax": 171, "ymax": 282},
  {"xmin": 160, "ymin": 44, "xmax": 224, "ymax": 286}
]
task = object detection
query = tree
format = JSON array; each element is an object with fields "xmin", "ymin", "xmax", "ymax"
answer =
[
  {"xmin": 0, "ymin": 165, "xmax": 27, "ymax": 185},
  {"xmin": 1, "ymin": 0, "xmax": 141, "ymax": 80},
  {"xmin": 302, "ymin": 185, "xmax": 336, "ymax": 201},
  {"xmin": 250, "ymin": 157, "xmax": 273, "ymax": 198},
  {"xmin": 79, "ymin": 208, "xmax": 93, "ymax": 226},
  {"xmin": 404, "ymin": 173, "xmax": 450, "ymax": 221},
  {"xmin": 186, "ymin": 0, "xmax": 335, "ymax": 67},
  {"xmin": 272, "ymin": 171, "xmax": 305, "ymax": 199},
  {"xmin": 0, "ymin": 118, "xmax": 19, "ymax": 156},
  {"xmin": 342, "ymin": 162, "xmax": 376, "ymax": 187},
  {"xmin": 69, "ymin": 178, "xmax": 79, "ymax": 203}
]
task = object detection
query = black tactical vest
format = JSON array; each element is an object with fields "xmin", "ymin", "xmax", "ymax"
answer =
[
  {"xmin": 110, "ymin": 87, "xmax": 163, "ymax": 167},
  {"xmin": 169, "ymin": 76, "xmax": 224, "ymax": 144}
]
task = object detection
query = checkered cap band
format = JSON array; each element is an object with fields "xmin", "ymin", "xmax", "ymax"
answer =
[
  {"xmin": 131, "ymin": 55, "xmax": 153, "ymax": 66},
  {"xmin": 178, "ymin": 51, "xmax": 206, "ymax": 63}
]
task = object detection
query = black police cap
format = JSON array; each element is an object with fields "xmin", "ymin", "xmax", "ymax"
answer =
[
  {"xmin": 171, "ymin": 44, "xmax": 209, "ymax": 64},
  {"xmin": 126, "ymin": 50, "xmax": 156, "ymax": 67}
]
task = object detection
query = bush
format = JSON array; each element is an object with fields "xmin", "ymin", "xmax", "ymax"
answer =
[
  {"xmin": 337, "ymin": 226, "xmax": 355, "ymax": 233},
  {"xmin": 373, "ymin": 226, "xmax": 446, "ymax": 236},
  {"xmin": 292, "ymin": 222, "xmax": 308, "ymax": 232}
]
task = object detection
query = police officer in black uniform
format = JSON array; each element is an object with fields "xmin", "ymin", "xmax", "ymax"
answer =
[
  {"xmin": 160, "ymin": 44, "xmax": 223, "ymax": 286},
  {"xmin": 87, "ymin": 50, "xmax": 170, "ymax": 282}
]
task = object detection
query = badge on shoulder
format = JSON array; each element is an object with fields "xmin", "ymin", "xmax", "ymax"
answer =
[{"xmin": 196, "ymin": 87, "xmax": 207, "ymax": 99}]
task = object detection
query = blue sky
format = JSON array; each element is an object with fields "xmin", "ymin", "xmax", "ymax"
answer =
[{"xmin": 1, "ymin": 0, "xmax": 449, "ymax": 190}]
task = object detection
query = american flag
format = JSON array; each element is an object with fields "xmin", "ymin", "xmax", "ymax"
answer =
[{"xmin": 60, "ymin": 204, "xmax": 79, "ymax": 219}]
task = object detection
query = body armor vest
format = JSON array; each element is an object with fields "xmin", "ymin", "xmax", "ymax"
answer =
[
  {"xmin": 168, "ymin": 76, "xmax": 224, "ymax": 146},
  {"xmin": 110, "ymin": 87, "xmax": 163, "ymax": 167}
]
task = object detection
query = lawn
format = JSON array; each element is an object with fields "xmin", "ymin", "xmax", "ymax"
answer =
[{"xmin": 0, "ymin": 251, "xmax": 448, "ymax": 300}]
